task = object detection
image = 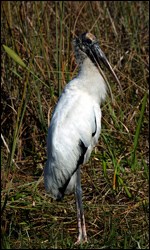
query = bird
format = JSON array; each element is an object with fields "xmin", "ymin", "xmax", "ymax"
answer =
[{"xmin": 44, "ymin": 32, "xmax": 121, "ymax": 244}]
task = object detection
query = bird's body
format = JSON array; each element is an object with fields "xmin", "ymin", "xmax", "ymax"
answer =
[
  {"xmin": 44, "ymin": 32, "xmax": 120, "ymax": 244},
  {"xmin": 44, "ymin": 57, "xmax": 106, "ymax": 201}
]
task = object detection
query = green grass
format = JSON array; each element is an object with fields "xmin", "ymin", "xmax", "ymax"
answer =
[{"xmin": 1, "ymin": 1, "xmax": 149, "ymax": 249}]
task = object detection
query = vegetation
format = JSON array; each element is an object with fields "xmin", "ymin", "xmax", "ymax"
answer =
[{"xmin": 1, "ymin": 1, "xmax": 149, "ymax": 249}]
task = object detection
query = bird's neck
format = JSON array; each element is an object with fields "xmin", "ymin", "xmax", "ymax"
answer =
[{"xmin": 78, "ymin": 58, "xmax": 107, "ymax": 105}]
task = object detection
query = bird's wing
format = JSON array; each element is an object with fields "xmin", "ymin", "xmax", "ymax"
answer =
[
  {"xmin": 44, "ymin": 86, "xmax": 101, "ymax": 199},
  {"xmin": 49, "ymin": 87, "xmax": 101, "ymax": 156}
]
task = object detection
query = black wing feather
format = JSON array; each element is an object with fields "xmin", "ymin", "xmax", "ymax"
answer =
[{"xmin": 57, "ymin": 139, "xmax": 87, "ymax": 201}]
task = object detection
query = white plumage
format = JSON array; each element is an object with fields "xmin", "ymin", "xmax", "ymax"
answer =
[{"xmin": 44, "ymin": 32, "xmax": 120, "ymax": 244}]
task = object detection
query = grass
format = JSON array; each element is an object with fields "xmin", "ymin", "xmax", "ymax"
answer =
[{"xmin": 1, "ymin": 1, "xmax": 149, "ymax": 249}]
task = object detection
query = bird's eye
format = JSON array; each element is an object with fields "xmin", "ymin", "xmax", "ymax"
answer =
[{"xmin": 86, "ymin": 38, "xmax": 93, "ymax": 45}]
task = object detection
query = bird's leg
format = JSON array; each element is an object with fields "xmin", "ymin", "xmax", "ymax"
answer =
[{"xmin": 75, "ymin": 167, "xmax": 88, "ymax": 244}]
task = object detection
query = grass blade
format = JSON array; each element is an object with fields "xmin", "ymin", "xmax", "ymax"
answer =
[
  {"xmin": 131, "ymin": 92, "xmax": 148, "ymax": 170},
  {"xmin": 3, "ymin": 45, "xmax": 27, "ymax": 68}
]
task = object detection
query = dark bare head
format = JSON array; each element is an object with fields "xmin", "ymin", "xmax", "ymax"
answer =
[{"xmin": 73, "ymin": 32, "xmax": 122, "ymax": 92}]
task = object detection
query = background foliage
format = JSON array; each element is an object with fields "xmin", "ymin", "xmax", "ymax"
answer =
[{"xmin": 1, "ymin": 1, "xmax": 149, "ymax": 249}]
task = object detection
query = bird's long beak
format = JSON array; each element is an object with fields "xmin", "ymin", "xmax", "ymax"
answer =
[{"xmin": 92, "ymin": 43, "xmax": 123, "ymax": 93}]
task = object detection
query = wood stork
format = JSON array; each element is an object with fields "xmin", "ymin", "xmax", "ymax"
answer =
[{"xmin": 44, "ymin": 32, "xmax": 121, "ymax": 244}]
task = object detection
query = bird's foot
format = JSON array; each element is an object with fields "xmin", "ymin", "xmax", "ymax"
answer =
[{"xmin": 74, "ymin": 235, "xmax": 88, "ymax": 245}]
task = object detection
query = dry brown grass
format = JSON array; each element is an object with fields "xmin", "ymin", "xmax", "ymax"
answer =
[{"xmin": 1, "ymin": 1, "xmax": 149, "ymax": 249}]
